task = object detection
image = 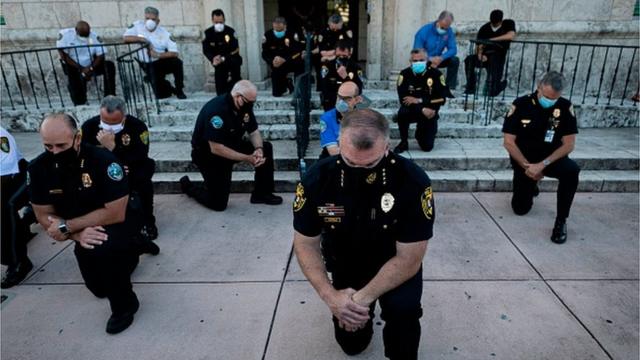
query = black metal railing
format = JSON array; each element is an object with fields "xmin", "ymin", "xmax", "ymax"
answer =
[
  {"xmin": 464, "ymin": 39, "xmax": 639, "ymax": 124},
  {"xmin": 1, "ymin": 43, "xmax": 158, "ymax": 123},
  {"xmin": 294, "ymin": 33, "xmax": 314, "ymax": 178}
]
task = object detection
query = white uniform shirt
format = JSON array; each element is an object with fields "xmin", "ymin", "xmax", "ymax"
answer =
[
  {"xmin": 56, "ymin": 28, "xmax": 106, "ymax": 67},
  {"xmin": 123, "ymin": 20, "xmax": 178, "ymax": 63},
  {"xmin": 0, "ymin": 127, "xmax": 23, "ymax": 176}
]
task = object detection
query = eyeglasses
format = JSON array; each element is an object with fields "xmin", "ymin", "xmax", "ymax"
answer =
[{"xmin": 240, "ymin": 95, "xmax": 256, "ymax": 105}]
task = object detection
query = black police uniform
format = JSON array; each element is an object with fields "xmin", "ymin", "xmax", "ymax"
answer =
[
  {"xmin": 396, "ymin": 65, "xmax": 450, "ymax": 152},
  {"xmin": 28, "ymin": 144, "xmax": 139, "ymax": 318},
  {"xmin": 464, "ymin": 19, "xmax": 516, "ymax": 96},
  {"xmin": 202, "ymin": 25, "xmax": 243, "ymax": 95},
  {"xmin": 81, "ymin": 115, "xmax": 156, "ymax": 235},
  {"xmin": 317, "ymin": 27, "xmax": 353, "ymax": 55},
  {"xmin": 262, "ymin": 29, "xmax": 305, "ymax": 96},
  {"xmin": 188, "ymin": 93, "xmax": 276, "ymax": 211},
  {"xmin": 502, "ymin": 93, "xmax": 580, "ymax": 219},
  {"xmin": 320, "ymin": 57, "xmax": 363, "ymax": 111},
  {"xmin": 293, "ymin": 153, "xmax": 435, "ymax": 360}
]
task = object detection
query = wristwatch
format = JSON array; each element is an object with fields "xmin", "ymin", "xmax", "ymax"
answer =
[
  {"xmin": 58, "ymin": 220, "xmax": 71, "ymax": 237},
  {"xmin": 543, "ymin": 159, "xmax": 551, "ymax": 167}
]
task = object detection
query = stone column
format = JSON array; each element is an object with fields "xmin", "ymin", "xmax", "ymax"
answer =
[
  {"xmin": 243, "ymin": 0, "xmax": 265, "ymax": 82},
  {"xmin": 366, "ymin": 0, "xmax": 384, "ymax": 80},
  {"xmin": 391, "ymin": 0, "xmax": 424, "ymax": 74}
]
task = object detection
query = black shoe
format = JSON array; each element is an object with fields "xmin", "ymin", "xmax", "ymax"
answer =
[
  {"xmin": 533, "ymin": 184, "xmax": 540, "ymax": 197},
  {"xmin": 106, "ymin": 296, "xmax": 139, "ymax": 335},
  {"xmin": 1, "ymin": 258, "xmax": 33, "ymax": 289},
  {"xmin": 551, "ymin": 219, "xmax": 567, "ymax": 244},
  {"xmin": 179, "ymin": 176, "xmax": 192, "ymax": 194},
  {"xmin": 393, "ymin": 141, "xmax": 408, "ymax": 154},
  {"xmin": 138, "ymin": 238, "xmax": 160, "ymax": 256},
  {"xmin": 141, "ymin": 224, "xmax": 158, "ymax": 241},
  {"xmin": 175, "ymin": 89, "xmax": 187, "ymax": 99},
  {"xmin": 250, "ymin": 193, "xmax": 283, "ymax": 205}
]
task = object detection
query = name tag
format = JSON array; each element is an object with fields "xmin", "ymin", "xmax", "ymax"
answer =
[
  {"xmin": 545, "ymin": 130, "xmax": 555, "ymax": 143},
  {"xmin": 49, "ymin": 189, "xmax": 63, "ymax": 194}
]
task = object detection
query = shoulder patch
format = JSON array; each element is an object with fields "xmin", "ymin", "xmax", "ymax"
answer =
[
  {"xmin": 57, "ymin": 33, "xmax": 63, "ymax": 41},
  {"xmin": 107, "ymin": 163, "xmax": 124, "ymax": 181},
  {"xmin": 346, "ymin": 30, "xmax": 353, "ymax": 38},
  {"xmin": 440, "ymin": 75, "xmax": 446, "ymax": 86},
  {"xmin": 262, "ymin": 36, "xmax": 267, "ymax": 43},
  {"xmin": 421, "ymin": 186, "xmax": 434, "ymax": 220},
  {"xmin": 397, "ymin": 74, "xmax": 403, "ymax": 86},
  {"xmin": 319, "ymin": 119, "xmax": 327, "ymax": 133},
  {"xmin": 169, "ymin": 35, "xmax": 176, "ymax": 42},
  {"xmin": 211, "ymin": 115, "xmax": 224, "ymax": 129},
  {"xmin": 139, "ymin": 130, "xmax": 149, "ymax": 145},
  {"xmin": 569, "ymin": 105, "xmax": 575, "ymax": 117},
  {"xmin": 1, "ymin": 136, "xmax": 9, "ymax": 153},
  {"xmin": 96, "ymin": 36, "xmax": 103, "ymax": 43},
  {"xmin": 293, "ymin": 183, "xmax": 307, "ymax": 212},
  {"xmin": 507, "ymin": 105, "xmax": 516, "ymax": 117},
  {"xmin": 128, "ymin": 23, "xmax": 134, "ymax": 29}
]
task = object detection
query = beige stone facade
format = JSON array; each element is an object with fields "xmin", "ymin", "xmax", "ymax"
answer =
[{"xmin": 1, "ymin": 0, "xmax": 638, "ymax": 91}]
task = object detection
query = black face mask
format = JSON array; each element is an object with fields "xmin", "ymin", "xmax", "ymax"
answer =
[
  {"xmin": 49, "ymin": 136, "xmax": 79, "ymax": 168},
  {"xmin": 240, "ymin": 101, "xmax": 254, "ymax": 114},
  {"xmin": 336, "ymin": 56, "xmax": 349, "ymax": 66}
]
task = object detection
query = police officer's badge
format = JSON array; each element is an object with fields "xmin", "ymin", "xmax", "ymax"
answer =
[
  {"xmin": 81, "ymin": 173, "xmax": 93, "ymax": 188},
  {"xmin": 421, "ymin": 186, "xmax": 433, "ymax": 219},
  {"xmin": 397, "ymin": 75, "xmax": 404, "ymax": 86},
  {"xmin": 107, "ymin": 163, "xmax": 124, "ymax": 181},
  {"xmin": 321, "ymin": 66, "xmax": 329, "ymax": 78},
  {"xmin": 211, "ymin": 115, "xmax": 224, "ymax": 129},
  {"xmin": 339, "ymin": 35, "xmax": 344, "ymax": 40},
  {"xmin": 427, "ymin": 78, "xmax": 434, "ymax": 88},
  {"xmin": 507, "ymin": 105, "xmax": 516, "ymax": 117},
  {"xmin": 225, "ymin": 34, "xmax": 231, "ymax": 43},
  {"xmin": 140, "ymin": 131, "xmax": 150, "ymax": 145},
  {"xmin": 1, "ymin": 137, "xmax": 9, "ymax": 153},
  {"xmin": 121, "ymin": 133, "xmax": 131, "ymax": 146},
  {"xmin": 381, "ymin": 193, "xmax": 394, "ymax": 213},
  {"xmin": 553, "ymin": 108, "xmax": 561, "ymax": 118},
  {"xmin": 293, "ymin": 183, "xmax": 306, "ymax": 212},
  {"xmin": 346, "ymin": 30, "xmax": 353, "ymax": 38},
  {"xmin": 243, "ymin": 113, "xmax": 250, "ymax": 123},
  {"xmin": 366, "ymin": 172, "xmax": 377, "ymax": 184},
  {"xmin": 318, "ymin": 35, "xmax": 323, "ymax": 43},
  {"xmin": 348, "ymin": 72, "xmax": 354, "ymax": 79},
  {"xmin": 294, "ymin": 33, "xmax": 299, "ymax": 42},
  {"xmin": 440, "ymin": 75, "xmax": 446, "ymax": 86},
  {"xmin": 285, "ymin": 38, "xmax": 290, "ymax": 47}
]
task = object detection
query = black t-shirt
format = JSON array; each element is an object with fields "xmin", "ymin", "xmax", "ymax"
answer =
[
  {"xmin": 293, "ymin": 153, "xmax": 434, "ymax": 278},
  {"xmin": 502, "ymin": 92, "xmax": 578, "ymax": 163},
  {"xmin": 476, "ymin": 19, "xmax": 516, "ymax": 53},
  {"xmin": 191, "ymin": 93, "xmax": 258, "ymax": 150},
  {"xmin": 397, "ymin": 65, "xmax": 450, "ymax": 113}
]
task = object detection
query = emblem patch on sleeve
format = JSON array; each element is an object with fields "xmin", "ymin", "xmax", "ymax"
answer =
[
  {"xmin": 1, "ymin": 137, "xmax": 9, "ymax": 153},
  {"xmin": 397, "ymin": 75, "xmax": 403, "ymax": 86},
  {"xmin": 507, "ymin": 105, "xmax": 516, "ymax": 117},
  {"xmin": 440, "ymin": 75, "xmax": 446, "ymax": 86},
  {"xmin": 107, "ymin": 163, "xmax": 124, "ymax": 181},
  {"xmin": 211, "ymin": 115, "xmax": 224, "ymax": 129},
  {"xmin": 569, "ymin": 105, "xmax": 575, "ymax": 117},
  {"xmin": 139, "ymin": 131, "xmax": 150, "ymax": 145},
  {"xmin": 293, "ymin": 183, "xmax": 307, "ymax": 212},
  {"xmin": 421, "ymin": 186, "xmax": 434, "ymax": 220},
  {"xmin": 319, "ymin": 119, "xmax": 327, "ymax": 132}
]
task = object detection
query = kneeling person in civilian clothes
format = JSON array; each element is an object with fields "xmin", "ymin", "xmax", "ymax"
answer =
[{"xmin": 181, "ymin": 80, "xmax": 283, "ymax": 210}]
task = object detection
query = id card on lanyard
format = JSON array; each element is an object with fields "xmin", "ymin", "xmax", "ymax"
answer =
[{"xmin": 545, "ymin": 118, "xmax": 556, "ymax": 143}]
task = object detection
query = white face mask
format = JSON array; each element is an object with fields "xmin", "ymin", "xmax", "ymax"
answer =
[
  {"xmin": 491, "ymin": 25, "xmax": 501, "ymax": 32},
  {"xmin": 76, "ymin": 34, "xmax": 89, "ymax": 42},
  {"xmin": 214, "ymin": 23, "xmax": 225, "ymax": 32},
  {"xmin": 145, "ymin": 19, "xmax": 158, "ymax": 31},
  {"xmin": 99, "ymin": 120, "xmax": 124, "ymax": 134}
]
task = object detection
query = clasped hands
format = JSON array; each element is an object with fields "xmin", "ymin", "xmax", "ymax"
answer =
[{"xmin": 327, "ymin": 288, "xmax": 372, "ymax": 332}]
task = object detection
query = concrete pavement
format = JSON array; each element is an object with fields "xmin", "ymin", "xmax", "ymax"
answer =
[{"xmin": 1, "ymin": 192, "xmax": 638, "ymax": 360}]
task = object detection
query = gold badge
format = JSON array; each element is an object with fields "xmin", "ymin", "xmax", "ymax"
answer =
[
  {"xmin": 507, "ymin": 105, "xmax": 516, "ymax": 117},
  {"xmin": 521, "ymin": 119, "xmax": 531, "ymax": 127},
  {"xmin": 397, "ymin": 75, "xmax": 404, "ymax": 86},
  {"xmin": 348, "ymin": 72, "xmax": 354, "ymax": 79},
  {"xmin": 81, "ymin": 173, "xmax": 93, "ymax": 188},
  {"xmin": 366, "ymin": 172, "xmax": 377, "ymax": 184},
  {"xmin": 225, "ymin": 34, "xmax": 230, "ymax": 43},
  {"xmin": 243, "ymin": 113, "xmax": 250, "ymax": 123},
  {"xmin": 139, "ymin": 131, "xmax": 149, "ymax": 145},
  {"xmin": 121, "ymin": 133, "xmax": 131, "ymax": 146},
  {"xmin": 285, "ymin": 38, "xmax": 290, "ymax": 47},
  {"xmin": 553, "ymin": 109, "xmax": 561, "ymax": 118},
  {"xmin": 421, "ymin": 186, "xmax": 434, "ymax": 219},
  {"xmin": 381, "ymin": 193, "xmax": 395, "ymax": 213},
  {"xmin": 317, "ymin": 35, "xmax": 323, "ymax": 43},
  {"xmin": 293, "ymin": 183, "xmax": 306, "ymax": 212},
  {"xmin": 427, "ymin": 78, "xmax": 433, "ymax": 87},
  {"xmin": 339, "ymin": 35, "xmax": 344, "ymax": 40}
]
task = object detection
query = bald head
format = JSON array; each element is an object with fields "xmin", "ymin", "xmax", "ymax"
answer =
[
  {"xmin": 338, "ymin": 82, "xmax": 360, "ymax": 97},
  {"xmin": 40, "ymin": 113, "xmax": 80, "ymax": 154},
  {"xmin": 75, "ymin": 21, "xmax": 90, "ymax": 37}
]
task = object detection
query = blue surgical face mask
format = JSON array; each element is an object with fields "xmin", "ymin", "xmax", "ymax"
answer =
[
  {"xmin": 273, "ymin": 30, "xmax": 285, "ymax": 39},
  {"xmin": 538, "ymin": 95, "xmax": 558, "ymax": 109},
  {"xmin": 411, "ymin": 61, "xmax": 427, "ymax": 74},
  {"xmin": 436, "ymin": 26, "xmax": 447, "ymax": 35},
  {"xmin": 336, "ymin": 99, "xmax": 350, "ymax": 113}
]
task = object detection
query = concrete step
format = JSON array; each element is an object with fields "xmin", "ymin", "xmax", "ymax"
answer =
[
  {"xmin": 153, "ymin": 170, "xmax": 639, "ymax": 194},
  {"xmin": 148, "ymin": 122, "xmax": 503, "ymax": 142}
]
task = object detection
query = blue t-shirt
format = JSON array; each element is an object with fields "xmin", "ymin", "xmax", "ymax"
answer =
[
  {"xmin": 319, "ymin": 109, "xmax": 340, "ymax": 149},
  {"xmin": 413, "ymin": 22, "xmax": 457, "ymax": 60}
]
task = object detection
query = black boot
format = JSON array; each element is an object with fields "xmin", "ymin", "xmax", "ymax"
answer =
[
  {"xmin": 1, "ymin": 258, "xmax": 33, "ymax": 289},
  {"xmin": 106, "ymin": 295, "xmax": 139, "ymax": 334},
  {"xmin": 393, "ymin": 141, "xmax": 408, "ymax": 154},
  {"xmin": 551, "ymin": 218, "xmax": 567, "ymax": 244},
  {"xmin": 250, "ymin": 192, "xmax": 283, "ymax": 205}
]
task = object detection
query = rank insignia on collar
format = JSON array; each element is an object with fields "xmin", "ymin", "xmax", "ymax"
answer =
[
  {"xmin": 225, "ymin": 34, "xmax": 230, "ymax": 43},
  {"xmin": 427, "ymin": 78, "xmax": 433, "ymax": 87},
  {"xmin": 293, "ymin": 183, "xmax": 306, "ymax": 212},
  {"xmin": 121, "ymin": 133, "xmax": 131, "ymax": 146},
  {"xmin": 81, "ymin": 173, "xmax": 93, "ymax": 188},
  {"xmin": 107, "ymin": 163, "xmax": 124, "ymax": 181},
  {"xmin": 381, "ymin": 193, "xmax": 395, "ymax": 213},
  {"xmin": 421, "ymin": 186, "xmax": 434, "ymax": 219},
  {"xmin": 366, "ymin": 172, "xmax": 377, "ymax": 184},
  {"xmin": 553, "ymin": 108, "xmax": 561, "ymax": 118},
  {"xmin": 1, "ymin": 137, "xmax": 9, "ymax": 153}
]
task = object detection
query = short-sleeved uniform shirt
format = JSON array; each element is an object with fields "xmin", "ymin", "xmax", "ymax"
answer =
[
  {"xmin": 397, "ymin": 65, "xmax": 450, "ymax": 112},
  {"xmin": 476, "ymin": 19, "xmax": 516, "ymax": 54},
  {"xmin": 28, "ymin": 145, "xmax": 133, "ymax": 248},
  {"xmin": 123, "ymin": 20, "xmax": 178, "ymax": 63},
  {"xmin": 502, "ymin": 92, "xmax": 578, "ymax": 163},
  {"xmin": 317, "ymin": 27, "xmax": 353, "ymax": 52},
  {"xmin": 0, "ymin": 126, "xmax": 23, "ymax": 176},
  {"xmin": 191, "ymin": 93, "xmax": 258, "ymax": 151},
  {"xmin": 261, "ymin": 29, "xmax": 305, "ymax": 64},
  {"xmin": 293, "ymin": 153, "xmax": 435, "ymax": 279},
  {"xmin": 319, "ymin": 109, "xmax": 341, "ymax": 149},
  {"xmin": 202, "ymin": 25, "xmax": 242, "ymax": 66},
  {"xmin": 56, "ymin": 28, "xmax": 106, "ymax": 67},
  {"xmin": 321, "ymin": 58, "xmax": 363, "ymax": 95}
]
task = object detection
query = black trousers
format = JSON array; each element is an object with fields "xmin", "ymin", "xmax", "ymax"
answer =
[
  {"xmin": 435, "ymin": 56, "xmax": 459, "ymax": 90},
  {"xmin": 397, "ymin": 105, "xmax": 438, "ymax": 152},
  {"xmin": 63, "ymin": 61, "xmax": 116, "ymax": 106},
  {"xmin": 511, "ymin": 157, "xmax": 580, "ymax": 220},
  {"xmin": 1, "ymin": 173, "xmax": 30, "ymax": 267},
  {"xmin": 189, "ymin": 141, "xmax": 276, "ymax": 211},
  {"xmin": 331, "ymin": 268, "xmax": 423, "ymax": 360},
  {"xmin": 464, "ymin": 52, "xmax": 506, "ymax": 94},
  {"xmin": 129, "ymin": 158, "xmax": 156, "ymax": 227},
  {"xmin": 214, "ymin": 63, "xmax": 241, "ymax": 95},
  {"xmin": 270, "ymin": 60, "xmax": 303, "ymax": 96},
  {"xmin": 140, "ymin": 58, "xmax": 184, "ymax": 99},
  {"xmin": 74, "ymin": 226, "xmax": 139, "ymax": 316}
]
